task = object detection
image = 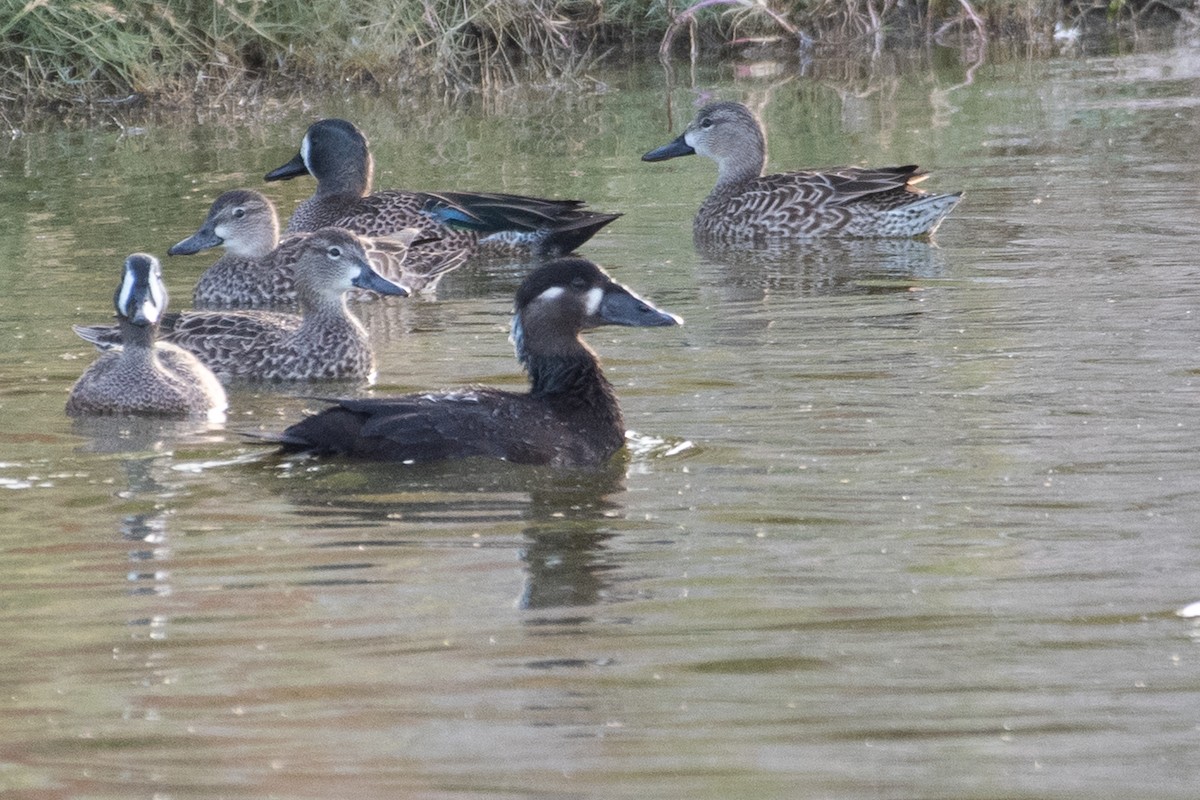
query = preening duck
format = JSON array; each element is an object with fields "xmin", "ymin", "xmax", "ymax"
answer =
[
  {"xmin": 269, "ymin": 257, "xmax": 681, "ymax": 467},
  {"xmin": 66, "ymin": 253, "xmax": 226, "ymax": 419},
  {"xmin": 642, "ymin": 101, "xmax": 962, "ymax": 242}
]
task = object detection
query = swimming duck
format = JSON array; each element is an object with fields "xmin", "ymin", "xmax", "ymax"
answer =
[
  {"xmin": 263, "ymin": 118, "xmax": 621, "ymax": 258},
  {"xmin": 269, "ymin": 257, "xmax": 681, "ymax": 466},
  {"xmin": 76, "ymin": 229, "xmax": 408, "ymax": 382},
  {"xmin": 641, "ymin": 101, "xmax": 962, "ymax": 241},
  {"xmin": 170, "ymin": 189, "xmax": 463, "ymax": 304},
  {"xmin": 66, "ymin": 254, "xmax": 227, "ymax": 419}
]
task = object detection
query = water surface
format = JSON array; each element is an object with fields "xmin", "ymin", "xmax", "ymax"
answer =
[{"xmin": 2, "ymin": 38, "xmax": 1199, "ymax": 799}]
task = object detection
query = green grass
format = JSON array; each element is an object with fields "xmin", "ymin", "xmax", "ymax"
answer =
[{"xmin": 0, "ymin": 0, "xmax": 1192, "ymax": 111}]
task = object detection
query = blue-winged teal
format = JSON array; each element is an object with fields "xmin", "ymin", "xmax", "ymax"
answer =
[
  {"xmin": 170, "ymin": 189, "xmax": 464, "ymax": 304},
  {"xmin": 642, "ymin": 101, "xmax": 962, "ymax": 242},
  {"xmin": 263, "ymin": 118, "xmax": 621, "ymax": 258},
  {"xmin": 66, "ymin": 254, "xmax": 227, "ymax": 419},
  {"xmin": 268, "ymin": 258, "xmax": 681, "ymax": 466},
  {"xmin": 76, "ymin": 230, "xmax": 408, "ymax": 383}
]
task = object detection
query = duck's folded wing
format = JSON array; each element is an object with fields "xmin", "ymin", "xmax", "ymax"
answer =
[{"xmin": 277, "ymin": 391, "xmax": 563, "ymax": 464}]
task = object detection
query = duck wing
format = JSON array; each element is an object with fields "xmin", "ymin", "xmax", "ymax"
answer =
[{"xmin": 276, "ymin": 391, "xmax": 574, "ymax": 465}]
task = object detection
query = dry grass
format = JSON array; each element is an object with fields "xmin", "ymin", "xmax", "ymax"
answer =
[{"xmin": 0, "ymin": 0, "xmax": 1194, "ymax": 114}]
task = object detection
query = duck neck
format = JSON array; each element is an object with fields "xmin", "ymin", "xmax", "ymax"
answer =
[
  {"xmin": 118, "ymin": 318, "xmax": 159, "ymax": 364},
  {"xmin": 296, "ymin": 290, "xmax": 363, "ymax": 336},
  {"xmin": 515, "ymin": 319, "xmax": 623, "ymax": 434},
  {"xmin": 711, "ymin": 123, "xmax": 767, "ymax": 193},
  {"xmin": 315, "ymin": 156, "xmax": 372, "ymax": 199},
  {"xmin": 227, "ymin": 226, "xmax": 278, "ymax": 259},
  {"xmin": 714, "ymin": 149, "xmax": 765, "ymax": 193}
]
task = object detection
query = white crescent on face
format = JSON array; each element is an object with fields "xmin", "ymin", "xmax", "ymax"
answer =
[
  {"xmin": 534, "ymin": 286, "xmax": 565, "ymax": 303},
  {"xmin": 116, "ymin": 268, "xmax": 136, "ymax": 315},
  {"xmin": 301, "ymin": 133, "xmax": 313, "ymax": 173},
  {"xmin": 142, "ymin": 272, "xmax": 166, "ymax": 324},
  {"xmin": 583, "ymin": 286, "xmax": 604, "ymax": 316},
  {"xmin": 533, "ymin": 285, "xmax": 604, "ymax": 315}
]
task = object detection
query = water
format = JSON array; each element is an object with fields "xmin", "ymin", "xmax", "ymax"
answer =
[{"xmin": 3, "ymin": 38, "xmax": 1200, "ymax": 799}]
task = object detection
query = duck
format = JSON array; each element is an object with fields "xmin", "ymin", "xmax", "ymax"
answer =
[
  {"xmin": 75, "ymin": 229, "xmax": 408, "ymax": 382},
  {"xmin": 263, "ymin": 117, "xmax": 621, "ymax": 258},
  {"xmin": 170, "ymin": 189, "xmax": 464, "ymax": 304},
  {"xmin": 641, "ymin": 101, "xmax": 962, "ymax": 242},
  {"xmin": 267, "ymin": 257, "xmax": 681, "ymax": 466},
  {"xmin": 66, "ymin": 253, "xmax": 227, "ymax": 419}
]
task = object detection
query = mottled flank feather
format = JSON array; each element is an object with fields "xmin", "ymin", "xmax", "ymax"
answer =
[
  {"xmin": 76, "ymin": 230, "xmax": 407, "ymax": 383},
  {"xmin": 264, "ymin": 118, "xmax": 619, "ymax": 260},
  {"xmin": 642, "ymin": 101, "xmax": 961, "ymax": 242},
  {"xmin": 266, "ymin": 258, "xmax": 681, "ymax": 468}
]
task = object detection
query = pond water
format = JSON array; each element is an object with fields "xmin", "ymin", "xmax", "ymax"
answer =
[{"xmin": 2, "ymin": 35, "xmax": 1200, "ymax": 799}]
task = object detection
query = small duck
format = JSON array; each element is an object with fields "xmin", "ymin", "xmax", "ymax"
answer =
[
  {"xmin": 170, "ymin": 189, "xmax": 463, "ymax": 305},
  {"xmin": 66, "ymin": 254, "xmax": 227, "ymax": 419},
  {"xmin": 268, "ymin": 257, "xmax": 681, "ymax": 467},
  {"xmin": 76, "ymin": 229, "xmax": 408, "ymax": 382},
  {"xmin": 264, "ymin": 118, "xmax": 621, "ymax": 258},
  {"xmin": 642, "ymin": 101, "xmax": 962, "ymax": 242}
]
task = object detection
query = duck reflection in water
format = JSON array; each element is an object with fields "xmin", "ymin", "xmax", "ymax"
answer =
[
  {"xmin": 255, "ymin": 456, "xmax": 631, "ymax": 612},
  {"xmin": 695, "ymin": 236, "xmax": 949, "ymax": 302}
]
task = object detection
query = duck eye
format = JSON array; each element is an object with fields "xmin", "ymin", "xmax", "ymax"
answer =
[
  {"xmin": 327, "ymin": 246, "xmax": 342, "ymax": 258},
  {"xmin": 232, "ymin": 207, "xmax": 246, "ymax": 219},
  {"xmin": 569, "ymin": 276, "xmax": 588, "ymax": 291},
  {"xmin": 700, "ymin": 117, "xmax": 714, "ymax": 129}
]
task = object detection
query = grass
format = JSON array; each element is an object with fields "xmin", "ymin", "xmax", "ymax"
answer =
[{"xmin": 0, "ymin": 0, "xmax": 1194, "ymax": 113}]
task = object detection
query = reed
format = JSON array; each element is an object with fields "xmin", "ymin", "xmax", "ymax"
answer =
[{"xmin": 0, "ymin": 0, "xmax": 1191, "ymax": 110}]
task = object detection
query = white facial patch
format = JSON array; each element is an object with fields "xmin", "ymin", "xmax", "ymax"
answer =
[
  {"xmin": 584, "ymin": 286, "xmax": 604, "ymax": 315},
  {"xmin": 142, "ymin": 274, "xmax": 166, "ymax": 324},
  {"xmin": 684, "ymin": 130, "xmax": 697, "ymax": 147},
  {"xmin": 116, "ymin": 269, "xmax": 136, "ymax": 315},
  {"xmin": 300, "ymin": 133, "xmax": 312, "ymax": 172},
  {"xmin": 535, "ymin": 286, "xmax": 565, "ymax": 303}
]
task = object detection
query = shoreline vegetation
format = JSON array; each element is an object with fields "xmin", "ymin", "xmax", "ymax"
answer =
[{"xmin": 1, "ymin": 0, "xmax": 1196, "ymax": 119}]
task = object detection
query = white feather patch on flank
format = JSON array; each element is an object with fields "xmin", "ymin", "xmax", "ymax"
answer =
[
  {"xmin": 300, "ymin": 134, "xmax": 312, "ymax": 172},
  {"xmin": 584, "ymin": 286, "xmax": 604, "ymax": 315}
]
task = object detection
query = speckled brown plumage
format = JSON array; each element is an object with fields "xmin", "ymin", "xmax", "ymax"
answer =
[
  {"xmin": 642, "ymin": 101, "xmax": 962, "ymax": 243},
  {"xmin": 77, "ymin": 230, "xmax": 407, "ymax": 383},
  {"xmin": 171, "ymin": 189, "xmax": 464, "ymax": 306},
  {"xmin": 264, "ymin": 118, "xmax": 619, "ymax": 259},
  {"xmin": 67, "ymin": 254, "xmax": 227, "ymax": 419}
]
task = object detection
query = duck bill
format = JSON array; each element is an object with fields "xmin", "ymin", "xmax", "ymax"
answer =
[
  {"xmin": 598, "ymin": 288, "xmax": 681, "ymax": 328},
  {"xmin": 264, "ymin": 151, "xmax": 309, "ymax": 182},
  {"xmin": 641, "ymin": 134, "xmax": 695, "ymax": 162},
  {"xmin": 168, "ymin": 226, "xmax": 223, "ymax": 256},
  {"xmin": 352, "ymin": 264, "xmax": 410, "ymax": 297}
]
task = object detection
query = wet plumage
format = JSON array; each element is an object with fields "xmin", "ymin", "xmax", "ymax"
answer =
[
  {"xmin": 66, "ymin": 254, "xmax": 226, "ymax": 419},
  {"xmin": 642, "ymin": 101, "xmax": 962, "ymax": 242},
  {"xmin": 76, "ymin": 230, "xmax": 408, "ymax": 382},
  {"xmin": 263, "ymin": 118, "xmax": 620, "ymax": 259},
  {"xmin": 268, "ymin": 258, "xmax": 681, "ymax": 467}
]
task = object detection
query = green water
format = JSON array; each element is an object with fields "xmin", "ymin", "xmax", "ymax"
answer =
[{"xmin": 1, "ymin": 42, "xmax": 1199, "ymax": 798}]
